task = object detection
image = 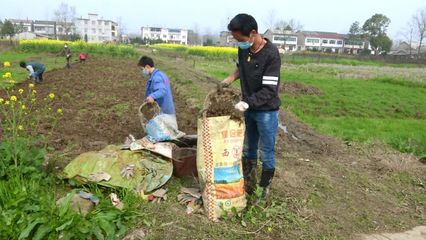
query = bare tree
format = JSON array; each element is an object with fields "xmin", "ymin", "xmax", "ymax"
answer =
[
  {"xmin": 274, "ymin": 18, "xmax": 303, "ymax": 32},
  {"xmin": 264, "ymin": 9, "xmax": 278, "ymax": 30},
  {"xmin": 188, "ymin": 24, "xmax": 201, "ymax": 45},
  {"xmin": 116, "ymin": 16, "xmax": 127, "ymax": 43},
  {"xmin": 399, "ymin": 21, "xmax": 415, "ymax": 56},
  {"xmin": 412, "ymin": 7, "xmax": 426, "ymax": 55},
  {"xmin": 54, "ymin": 2, "xmax": 76, "ymax": 39}
]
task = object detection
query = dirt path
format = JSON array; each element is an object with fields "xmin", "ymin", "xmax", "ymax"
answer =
[
  {"xmin": 12, "ymin": 54, "xmax": 425, "ymax": 239},
  {"xmin": 360, "ymin": 226, "xmax": 426, "ymax": 240}
]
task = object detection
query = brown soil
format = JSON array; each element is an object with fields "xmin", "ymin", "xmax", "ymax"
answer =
[
  {"xmin": 13, "ymin": 56, "xmax": 198, "ymax": 160},
  {"xmin": 203, "ymin": 87, "xmax": 243, "ymax": 119},
  {"xmin": 139, "ymin": 102, "xmax": 160, "ymax": 122},
  {"xmin": 281, "ymin": 81, "xmax": 323, "ymax": 96}
]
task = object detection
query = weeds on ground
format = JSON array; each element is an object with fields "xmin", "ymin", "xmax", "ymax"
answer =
[{"xmin": 0, "ymin": 61, "xmax": 144, "ymax": 239}]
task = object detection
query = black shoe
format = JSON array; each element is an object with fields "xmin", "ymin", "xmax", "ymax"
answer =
[
  {"xmin": 243, "ymin": 160, "xmax": 257, "ymax": 194},
  {"xmin": 256, "ymin": 169, "xmax": 275, "ymax": 202}
]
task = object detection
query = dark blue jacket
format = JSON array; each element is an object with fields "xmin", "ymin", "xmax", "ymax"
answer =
[{"xmin": 145, "ymin": 69, "xmax": 176, "ymax": 115}]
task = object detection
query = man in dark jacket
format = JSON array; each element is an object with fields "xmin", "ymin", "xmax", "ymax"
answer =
[
  {"xmin": 20, "ymin": 61, "xmax": 46, "ymax": 84},
  {"xmin": 221, "ymin": 14, "xmax": 281, "ymax": 200}
]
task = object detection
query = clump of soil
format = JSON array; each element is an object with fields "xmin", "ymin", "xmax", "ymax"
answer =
[
  {"xmin": 203, "ymin": 87, "xmax": 242, "ymax": 119},
  {"xmin": 138, "ymin": 102, "xmax": 160, "ymax": 123},
  {"xmin": 281, "ymin": 82, "xmax": 323, "ymax": 96}
]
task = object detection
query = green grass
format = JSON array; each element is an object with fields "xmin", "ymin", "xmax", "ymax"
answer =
[
  {"xmin": 0, "ymin": 51, "xmax": 65, "ymax": 88},
  {"xmin": 192, "ymin": 57, "xmax": 426, "ymax": 156},
  {"xmin": 282, "ymin": 68, "xmax": 426, "ymax": 155},
  {"xmin": 283, "ymin": 55, "xmax": 384, "ymax": 66}
]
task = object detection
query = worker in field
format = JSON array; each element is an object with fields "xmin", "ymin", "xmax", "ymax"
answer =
[
  {"xmin": 221, "ymin": 13, "xmax": 281, "ymax": 200},
  {"xmin": 79, "ymin": 53, "xmax": 88, "ymax": 63},
  {"xmin": 59, "ymin": 43, "xmax": 72, "ymax": 68},
  {"xmin": 138, "ymin": 56, "xmax": 176, "ymax": 115},
  {"xmin": 20, "ymin": 61, "xmax": 46, "ymax": 84}
]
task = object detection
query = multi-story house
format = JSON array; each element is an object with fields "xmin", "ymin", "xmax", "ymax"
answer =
[
  {"xmin": 141, "ymin": 27, "xmax": 188, "ymax": 45},
  {"xmin": 75, "ymin": 13, "xmax": 118, "ymax": 42},
  {"xmin": 263, "ymin": 29, "xmax": 298, "ymax": 52}
]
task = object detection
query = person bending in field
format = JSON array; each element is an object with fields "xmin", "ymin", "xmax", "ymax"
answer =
[
  {"xmin": 79, "ymin": 53, "xmax": 88, "ymax": 63},
  {"xmin": 221, "ymin": 14, "xmax": 281, "ymax": 201},
  {"xmin": 58, "ymin": 43, "xmax": 72, "ymax": 68},
  {"xmin": 20, "ymin": 61, "xmax": 46, "ymax": 84},
  {"xmin": 137, "ymin": 56, "xmax": 176, "ymax": 115}
]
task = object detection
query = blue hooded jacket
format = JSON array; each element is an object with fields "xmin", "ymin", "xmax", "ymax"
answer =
[{"xmin": 145, "ymin": 69, "xmax": 176, "ymax": 115}]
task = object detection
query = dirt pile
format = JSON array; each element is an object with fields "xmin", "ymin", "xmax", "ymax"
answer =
[
  {"xmin": 202, "ymin": 87, "xmax": 243, "ymax": 119},
  {"xmin": 281, "ymin": 81, "xmax": 323, "ymax": 96}
]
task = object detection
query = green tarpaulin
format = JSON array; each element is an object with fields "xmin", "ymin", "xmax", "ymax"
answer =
[{"xmin": 63, "ymin": 145, "xmax": 173, "ymax": 192}]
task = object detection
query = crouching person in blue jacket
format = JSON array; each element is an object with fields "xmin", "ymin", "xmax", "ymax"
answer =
[
  {"xmin": 138, "ymin": 56, "xmax": 176, "ymax": 115},
  {"xmin": 20, "ymin": 61, "xmax": 46, "ymax": 84}
]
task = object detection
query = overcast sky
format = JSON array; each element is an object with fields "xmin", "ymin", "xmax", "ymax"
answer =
[{"xmin": 1, "ymin": 0, "xmax": 425, "ymax": 39}]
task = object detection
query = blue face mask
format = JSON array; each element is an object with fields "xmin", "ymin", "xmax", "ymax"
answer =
[
  {"xmin": 238, "ymin": 41, "xmax": 253, "ymax": 50},
  {"xmin": 142, "ymin": 69, "xmax": 150, "ymax": 77}
]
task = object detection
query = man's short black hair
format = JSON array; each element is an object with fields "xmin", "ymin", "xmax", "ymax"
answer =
[
  {"xmin": 138, "ymin": 56, "xmax": 154, "ymax": 67},
  {"xmin": 227, "ymin": 13, "xmax": 258, "ymax": 37},
  {"xmin": 19, "ymin": 61, "xmax": 26, "ymax": 68}
]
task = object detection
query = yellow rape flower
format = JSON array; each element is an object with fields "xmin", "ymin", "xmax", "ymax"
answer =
[
  {"xmin": 10, "ymin": 96, "xmax": 17, "ymax": 102},
  {"xmin": 18, "ymin": 125, "xmax": 24, "ymax": 131},
  {"xmin": 57, "ymin": 108, "xmax": 63, "ymax": 114},
  {"xmin": 21, "ymin": 105, "xmax": 26, "ymax": 110},
  {"xmin": 18, "ymin": 89, "xmax": 24, "ymax": 94},
  {"xmin": 3, "ymin": 61, "xmax": 11, "ymax": 67},
  {"xmin": 48, "ymin": 93, "xmax": 55, "ymax": 100},
  {"xmin": 29, "ymin": 83, "xmax": 35, "ymax": 88},
  {"xmin": 5, "ymin": 101, "xmax": 10, "ymax": 105},
  {"xmin": 2, "ymin": 72, "xmax": 12, "ymax": 78},
  {"xmin": 32, "ymin": 90, "xmax": 37, "ymax": 94}
]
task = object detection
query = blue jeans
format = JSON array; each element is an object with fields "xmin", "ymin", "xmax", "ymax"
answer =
[{"xmin": 242, "ymin": 110, "xmax": 279, "ymax": 171}]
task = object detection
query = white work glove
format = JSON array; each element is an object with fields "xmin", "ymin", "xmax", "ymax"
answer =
[{"xmin": 235, "ymin": 101, "xmax": 249, "ymax": 112}]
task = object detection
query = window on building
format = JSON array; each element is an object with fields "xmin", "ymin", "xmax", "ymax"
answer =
[
  {"xmin": 307, "ymin": 38, "xmax": 319, "ymax": 44},
  {"xmin": 112, "ymin": 32, "xmax": 116, "ymax": 37},
  {"xmin": 182, "ymin": 35, "xmax": 186, "ymax": 39},
  {"xmin": 337, "ymin": 40, "xmax": 343, "ymax": 45},
  {"xmin": 84, "ymin": 20, "xmax": 89, "ymax": 25},
  {"xmin": 92, "ymin": 28, "xmax": 96, "ymax": 33},
  {"xmin": 322, "ymin": 39, "xmax": 328, "ymax": 44},
  {"xmin": 163, "ymin": 35, "xmax": 167, "ymax": 38},
  {"xmin": 274, "ymin": 36, "xmax": 297, "ymax": 42},
  {"xmin": 329, "ymin": 40, "xmax": 336, "ymax": 44}
]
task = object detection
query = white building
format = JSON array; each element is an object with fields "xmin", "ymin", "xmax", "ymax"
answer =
[
  {"xmin": 8, "ymin": 19, "xmax": 74, "ymax": 39},
  {"xmin": 298, "ymin": 31, "xmax": 346, "ymax": 53},
  {"xmin": 141, "ymin": 27, "xmax": 188, "ymax": 45},
  {"xmin": 75, "ymin": 13, "xmax": 118, "ymax": 42},
  {"xmin": 263, "ymin": 29, "xmax": 298, "ymax": 52},
  {"xmin": 219, "ymin": 31, "xmax": 237, "ymax": 47},
  {"xmin": 8, "ymin": 19, "xmax": 32, "ymax": 32}
]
